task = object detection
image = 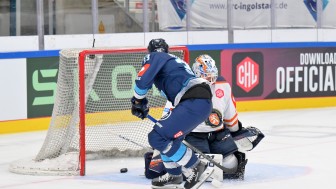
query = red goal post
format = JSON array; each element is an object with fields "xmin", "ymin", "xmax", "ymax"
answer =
[{"xmin": 9, "ymin": 46, "xmax": 189, "ymax": 176}]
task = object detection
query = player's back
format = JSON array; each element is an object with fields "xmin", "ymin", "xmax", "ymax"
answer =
[{"xmin": 150, "ymin": 52, "xmax": 196, "ymax": 103}]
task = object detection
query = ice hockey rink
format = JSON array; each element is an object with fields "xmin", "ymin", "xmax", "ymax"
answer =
[{"xmin": 1, "ymin": 107, "xmax": 336, "ymax": 189}]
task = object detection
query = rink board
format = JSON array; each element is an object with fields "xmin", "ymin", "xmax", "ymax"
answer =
[{"xmin": 1, "ymin": 96, "xmax": 336, "ymax": 134}]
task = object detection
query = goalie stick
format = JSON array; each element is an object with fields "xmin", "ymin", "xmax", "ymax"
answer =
[{"xmin": 147, "ymin": 114, "xmax": 236, "ymax": 174}]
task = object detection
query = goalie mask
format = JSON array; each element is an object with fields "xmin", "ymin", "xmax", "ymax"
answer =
[
  {"xmin": 147, "ymin": 38, "xmax": 169, "ymax": 53},
  {"xmin": 192, "ymin": 54, "xmax": 218, "ymax": 85}
]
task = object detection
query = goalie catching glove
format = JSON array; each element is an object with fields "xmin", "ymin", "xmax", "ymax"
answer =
[{"xmin": 131, "ymin": 96, "xmax": 149, "ymax": 120}]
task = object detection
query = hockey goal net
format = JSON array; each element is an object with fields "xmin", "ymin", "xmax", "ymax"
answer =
[{"xmin": 9, "ymin": 46, "xmax": 189, "ymax": 176}]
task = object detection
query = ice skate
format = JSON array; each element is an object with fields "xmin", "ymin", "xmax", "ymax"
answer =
[
  {"xmin": 151, "ymin": 172, "xmax": 184, "ymax": 189},
  {"xmin": 184, "ymin": 161, "xmax": 213, "ymax": 189}
]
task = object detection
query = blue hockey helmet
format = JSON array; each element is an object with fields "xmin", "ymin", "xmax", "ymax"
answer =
[{"xmin": 147, "ymin": 38, "xmax": 169, "ymax": 53}]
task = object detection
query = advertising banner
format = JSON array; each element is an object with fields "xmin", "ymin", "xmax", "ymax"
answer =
[
  {"xmin": 27, "ymin": 57, "xmax": 59, "ymax": 118},
  {"xmin": 25, "ymin": 56, "xmax": 163, "ymax": 118},
  {"xmin": 157, "ymin": 0, "xmax": 335, "ymax": 30},
  {"xmin": 221, "ymin": 47, "xmax": 336, "ymax": 101}
]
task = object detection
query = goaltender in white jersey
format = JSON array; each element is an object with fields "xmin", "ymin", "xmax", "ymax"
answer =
[
  {"xmin": 163, "ymin": 78, "xmax": 239, "ymax": 133},
  {"xmin": 193, "ymin": 79, "xmax": 239, "ymax": 133},
  {"xmin": 163, "ymin": 55, "xmax": 263, "ymax": 180}
]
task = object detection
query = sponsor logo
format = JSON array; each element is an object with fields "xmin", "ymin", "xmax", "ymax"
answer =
[
  {"xmin": 304, "ymin": 0, "xmax": 329, "ymax": 21},
  {"xmin": 205, "ymin": 109, "xmax": 222, "ymax": 128},
  {"xmin": 138, "ymin": 64, "xmax": 150, "ymax": 77},
  {"xmin": 275, "ymin": 52, "xmax": 336, "ymax": 95},
  {"xmin": 174, "ymin": 131, "xmax": 184, "ymax": 138},
  {"xmin": 208, "ymin": 113, "xmax": 220, "ymax": 126},
  {"xmin": 236, "ymin": 57, "xmax": 259, "ymax": 92},
  {"xmin": 170, "ymin": 0, "xmax": 195, "ymax": 20},
  {"xmin": 215, "ymin": 89, "xmax": 224, "ymax": 98},
  {"xmin": 27, "ymin": 57, "xmax": 163, "ymax": 119},
  {"xmin": 232, "ymin": 52, "xmax": 263, "ymax": 97},
  {"xmin": 27, "ymin": 57, "xmax": 59, "ymax": 118}
]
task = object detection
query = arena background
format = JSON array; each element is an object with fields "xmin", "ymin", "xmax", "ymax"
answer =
[{"xmin": 1, "ymin": 0, "xmax": 336, "ymax": 134}]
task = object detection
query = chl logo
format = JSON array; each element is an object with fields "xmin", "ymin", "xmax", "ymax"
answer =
[
  {"xmin": 232, "ymin": 52, "xmax": 263, "ymax": 97},
  {"xmin": 236, "ymin": 57, "xmax": 259, "ymax": 92}
]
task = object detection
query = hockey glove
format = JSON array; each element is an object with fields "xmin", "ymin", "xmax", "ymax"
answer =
[{"xmin": 131, "ymin": 96, "xmax": 149, "ymax": 120}]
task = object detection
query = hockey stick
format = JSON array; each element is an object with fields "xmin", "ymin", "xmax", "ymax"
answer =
[
  {"xmin": 108, "ymin": 131, "xmax": 152, "ymax": 150},
  {"xmin": 147, "ymin": 114, "xmax": 236, "ymax": 174}
]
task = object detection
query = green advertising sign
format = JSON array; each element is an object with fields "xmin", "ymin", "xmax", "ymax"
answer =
[
  {"xmin": 25, "ymin": 50, "xmax": 221, "ymax": 119},
  {"xmin": 26, "ymin": 56, "xmax": 163, "ymax": 118},
  {"xmin": 27, "ymin": 57, "xmax": 59, "ymax": 118}
]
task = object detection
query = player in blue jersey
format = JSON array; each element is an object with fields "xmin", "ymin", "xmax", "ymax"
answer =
[{"xmin": 131, "ymin": 38, "xmax": 213, "ymax": 189}]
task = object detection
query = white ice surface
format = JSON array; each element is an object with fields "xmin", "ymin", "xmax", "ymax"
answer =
[{"xmin": 1, "ymin": 107, "xmax": 336, "ymax": 189}]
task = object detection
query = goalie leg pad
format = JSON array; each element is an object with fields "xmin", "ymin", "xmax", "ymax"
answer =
[
  {"xmin": 223, "ymin": 152, "xmax": 247, "ymax": 180},
  {"xmin": 144, "ymin": 152, "xmax": 166, "ymax": 179}
]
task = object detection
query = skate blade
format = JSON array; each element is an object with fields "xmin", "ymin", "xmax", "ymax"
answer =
[
  {"xmin": 152, "ymin": 183, "xmax": 185, "ymax": 189},
  {"xmin": 191, "ymin": 168, "xmax": 215, "ymax": 189}
]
